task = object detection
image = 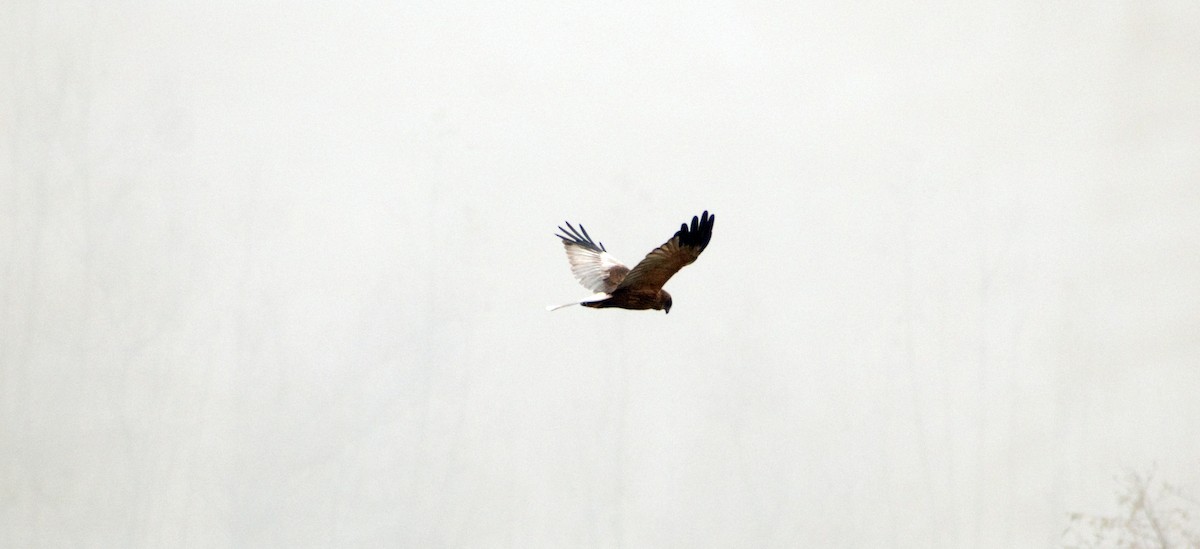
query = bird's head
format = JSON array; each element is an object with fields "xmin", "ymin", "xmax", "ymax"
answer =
[{"xmin": 661, "ymin": 291, "xmax": 673, "ymax": 314}]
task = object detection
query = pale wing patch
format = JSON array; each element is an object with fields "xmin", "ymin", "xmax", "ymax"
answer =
[{"xmin": 564, "ymin": 245, "xmax": 629, "ymax": 293}]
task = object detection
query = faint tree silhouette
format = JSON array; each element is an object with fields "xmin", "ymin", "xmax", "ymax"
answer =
[{"xmin": 1063, "ymin": 468, "xmax": 1200, "ymax": 548}]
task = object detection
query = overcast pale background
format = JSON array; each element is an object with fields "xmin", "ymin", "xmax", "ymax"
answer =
[{"xmin": 3, "ymin": 1, "xmax": 1199, "ymax": 547}]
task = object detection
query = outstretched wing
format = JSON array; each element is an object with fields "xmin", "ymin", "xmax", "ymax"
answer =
[
  {"xmin": 617, "ymin": 211, "xmax": 715, "ymax": 291},
  {"xmin": 556, "ymin": 221, "xmax": 630, "ymax": 293}
]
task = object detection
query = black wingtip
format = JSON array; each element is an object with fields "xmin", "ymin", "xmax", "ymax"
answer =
[
  {"xmin": 555, "ymin": 219, "xmax": 607, "ymax": 253},
  {"xmin": 674, "ymin": 210, "xmax": 715, "ymax": 251}
]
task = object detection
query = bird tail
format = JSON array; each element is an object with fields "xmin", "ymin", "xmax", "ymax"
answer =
[{"xmin": 545, "ymin": 293, "xmax": 609, "ymax": 312}]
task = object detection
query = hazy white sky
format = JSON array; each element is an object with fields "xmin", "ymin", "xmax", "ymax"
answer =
[{"xmin": 3, "ymin": 1, "xmax": 1199, "ymax": 547}]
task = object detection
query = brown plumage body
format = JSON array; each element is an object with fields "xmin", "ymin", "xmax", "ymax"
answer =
[{"xmin": 582, "ymin": 288, "xmax": 672, "ymax": 311}]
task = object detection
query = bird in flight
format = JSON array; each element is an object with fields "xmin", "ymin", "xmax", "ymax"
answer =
[{"xmin": 548, "ymin": 211, "xmax": 715, "ymax": 314}]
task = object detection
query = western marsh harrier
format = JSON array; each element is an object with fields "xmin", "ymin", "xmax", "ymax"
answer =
[{"xmin": 548, "ymin": 211, "xmax": 715, "ymax": 313}]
